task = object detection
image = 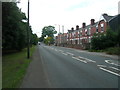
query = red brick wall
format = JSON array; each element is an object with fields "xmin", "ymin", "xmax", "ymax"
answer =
[{"xmin": 98, "ymin": 20, "xmax": 107, "ymax": 32}]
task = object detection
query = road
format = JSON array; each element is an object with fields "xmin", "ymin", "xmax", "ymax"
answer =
[{"xmin": 37, "ymin": 43, "xmax": 119, "ymax": 88}]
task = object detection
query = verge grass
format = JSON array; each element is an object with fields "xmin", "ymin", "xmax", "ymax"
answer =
[{"xmin": 2, "ymin": 46, "xmax": 36, "ymax": 88}]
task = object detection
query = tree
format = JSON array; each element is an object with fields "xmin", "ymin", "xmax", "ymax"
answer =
[
  {"xmin": 41, "ymin": 25, "xmax": 57, "ymax": 44},
  {"xmin": 91, "ymin": 27, "xmax": 118, "ymax": 50},
  {"xmin": 31, "ymin": 34, "xmax": 39, "ymax": 45},
  {"xmin": 42, "ymin": 26, "xmax": 57, "ymax": 37},
  {"xmin": 44, "ymin": 37, "xmax": 54, "ymax": 45},
  {"xmin": 2, "ymin": 2, "xmax": 38, "ymax": 52}
]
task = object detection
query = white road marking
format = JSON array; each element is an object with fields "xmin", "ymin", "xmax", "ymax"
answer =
[
  {"xmin": 99, "ymin": 67, "xmax": 120, "ymax": 77},
  {"xmin": 58, "ymin": 50, "xmax": 64, "ymax": 52},
  {"xmin": 109, "ymin": 66, "xmax": 120, "ymax": 71},
  {"xmin": 72, "ymin": 56, "xmax": 87, "ymax": 63},
  {"xmin": 62, "ymin": 53, "xmax": 68, "ymax": 56},
  {"xmin": 97, "ymin": 65, "xmax": 106, "ymax": 67},
  {"xmin": 66, "ymin": 52, "xmax": 74, "ymax": 56},
  {"xmin": 54, "ymin": 49, "xmax": 58, "ymax": 51},
  {"xmin": 78, "ymin": 56, "xmax": 96, "ymax": 63},
  {"xmin": 105, "ymin": 60, "xmax": 120, "ymax": 66}
]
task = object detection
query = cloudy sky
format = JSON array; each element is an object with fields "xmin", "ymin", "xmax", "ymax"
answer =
[{"xmin": 17, "ymin": 0, "xmax": 119, "ymax": 37}]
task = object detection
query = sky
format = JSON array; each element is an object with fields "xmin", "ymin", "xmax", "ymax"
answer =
[{"xmin": 17, "ymin": 0, "xmax": 120, "ymax": 37}]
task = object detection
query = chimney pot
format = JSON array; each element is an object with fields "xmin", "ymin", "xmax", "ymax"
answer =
[
  {"xmin": 91, "ymin": 19, "xmax": 95, "ymax": 25},
  {"xmin": 76, "ymin": 25, "xmax": 79, "ymax": 30},
  {"xmin": 71, "ymin": 27, "xmax": 74, "ymax": 31},
  {"xmin": 82, "ymin": 23, "xmax": 86, "ymax": 28}
]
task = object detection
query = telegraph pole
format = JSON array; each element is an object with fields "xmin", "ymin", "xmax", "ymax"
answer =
[
  {"xmin": 27, "ymin": 0, "xmax": 30, "ymax": 59},
  {"xmin": 62, "ymin": 25, "xmax": 64, "ymax": 47}
]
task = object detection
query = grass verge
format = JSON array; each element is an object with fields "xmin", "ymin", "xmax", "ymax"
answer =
[
  {"xmin": 2, "ymin": 45, "xmax": 36, "ymax": 88},
  {"xmin": 106, "ymin": 47, "xmax": 120, "ymax": 55},
  {"xmin": 89, "ymin": 47, "xmax": 120, "ymax": 55}
]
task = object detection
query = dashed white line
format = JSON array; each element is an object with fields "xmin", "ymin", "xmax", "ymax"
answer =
[
  {"xmin": 66, "ymin": 52, "xmax": 74, "ymax": 56},
  {"xmin": 54, "ymin": 49, "xmax": 58, "ymax": 51},
  {"xmin": 97, "ymin": 65, "xmax": 106, "ymax": 67},
  {"xmin": 62, "ymin": 53, "xmax": 68, "ymax": 56},
  {"xmin": 72, "ymin": 56, "xmax": 87, "ymax": 63},
  {"xmin": 78, "ymin": 56, "xmax": 96, "ymax": 63}
]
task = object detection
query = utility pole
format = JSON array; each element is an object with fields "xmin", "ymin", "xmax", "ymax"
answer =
[
  {"xmin": 59, "ymin": 25, "xmax": 60, "ymax": 46},
  {"xmin": 62, "ymin": 25, "xmax": 64, "ymax": 47},
  {"xmin": 27, "ymin": 0, "xmax": 30, "ymax": 59}
]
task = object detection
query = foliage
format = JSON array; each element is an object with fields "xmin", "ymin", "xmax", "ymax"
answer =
[
  {"xmin": 42, "ymin": 25, "xmax": 57, "ymax": 37},
  {"xmin": 44, "ymin": 37, "xmax": 54, "ymax": 45},
  {"xmin": 40, "ymin": 25, "xmax": 57, "ymax": 43},
  {"xmin": 106, "ymin": 47, "xmax": 120, "ymax": 55},
  {"xmin": 91, "ymin": 27, "xmax": 118, "ymax": 50},
  {"xmin": 2, "ymin": 2, "xmax": 38, "ymax": 51},
  {"xmin": 31, "ymin": 34, "xmax": 39, "ymax": 45},
  {"xmin": 39, "ymin": 36, "xmax": 44, "ymax": 42}
]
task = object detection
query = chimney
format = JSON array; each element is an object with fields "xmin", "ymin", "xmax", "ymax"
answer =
[
  {"xmin": 82, "ymin": 23, "xmax": 86, "ymax": 28},
  {"xmin": 91, "ymin": 19, "xmax": 95, "ymax": 25},
  {"xmin": 76, "ymin": 25, "xmax": 79, "ymax": 30},
  {"xmin": 71, "ymin": 27, "xmax": 74, "ymax": 31}
]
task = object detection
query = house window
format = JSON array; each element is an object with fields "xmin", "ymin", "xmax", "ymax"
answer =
[
  {"xmin": 96, "ymin": 28, "xmax": 98, "ymax": 32},
  {"xmin": 101, "ymin": 23, "xmax": 104, "ymax": 31}
]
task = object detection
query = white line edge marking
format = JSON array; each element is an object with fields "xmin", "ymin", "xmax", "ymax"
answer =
[
  {"xmin": 72, "ymin": 57, "xmax": 87, "ymax": 63},
  {"xmin": 99, "ymin": 67, "xmax": 120, "ymax": 77}
]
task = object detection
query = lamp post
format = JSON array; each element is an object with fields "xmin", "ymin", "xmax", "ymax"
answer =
[{"xmin": 27, "ymin": 0, "xmax": 30, "ymax": 59}]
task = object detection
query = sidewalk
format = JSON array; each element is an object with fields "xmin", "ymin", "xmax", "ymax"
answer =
[{"xmin": 20, "ymin": 46, "xmax": 50, "ymax": 88}]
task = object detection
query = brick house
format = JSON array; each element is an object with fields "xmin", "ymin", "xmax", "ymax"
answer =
[{"xmin": 55, "ymin": 13, "xmax": 119, "ymax": 49}]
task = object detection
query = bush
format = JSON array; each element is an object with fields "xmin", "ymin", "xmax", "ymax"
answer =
[
  {"xmin": 91, "ymin": 28, "xmax": 118, "ymax": 50},
  {"xmin": 106, "ymin": 47, "xmax": 120, "ymax": 55}
]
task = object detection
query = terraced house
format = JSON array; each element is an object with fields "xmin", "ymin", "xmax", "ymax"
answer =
[{"xmin": 55, "ymin": 13, "xmax": 120, "ymax": 49}]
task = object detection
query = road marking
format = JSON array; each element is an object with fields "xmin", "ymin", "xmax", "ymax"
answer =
[
  {"xmin": 58, "ymin": 50, "xmax": 64, "ymax": 52},
  {"xmin": 78, "ymin": 56, "xmax": 96, "ymax": 63},
  {"xmin": 109, "ymin": 66, "xmax": 120, "ymax": 71},
  {"xmin": 105, "ymin": 60, "xmax": 120, "ymax": 66},
  {"xmin": 97, "ymin": 65, "xmax": 106, "ymax": 67},
  {"xmin": 99, "ymin": 67, "xmax": 120, "ymax": 77},
  {"xmin": 62, "ymin": 53, "xmax": 68, "ymax": 56},
  {"xmin": 66, "ymin": 52, "xmax": 74, "ymax": 56},
  {"xmin": 72, "ymin": 56, "xmax": 87, "ymax": 63},
  {"xmin": 54, "ymin": 49, "xmax": 58, "ymax": 51}
]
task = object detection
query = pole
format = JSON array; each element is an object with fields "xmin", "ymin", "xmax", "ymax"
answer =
[
  {"xmin": 62, "ymin": 25, "xmax": 64, "ymax": 46},
  {"xmin": 59, "ymin": 25, "xmax": 60, "ymax": 45},
  {"xmin": 27, "ymin": 0, "xmax": 30, "ymax": 59}
]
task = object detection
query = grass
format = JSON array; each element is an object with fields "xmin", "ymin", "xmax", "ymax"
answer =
[{"xmin": 2, "ymin": 46, "xmax": 36, "ymax": 88}]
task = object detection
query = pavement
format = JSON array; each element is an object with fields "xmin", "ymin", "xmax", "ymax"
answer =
[{"xmin": 20, "ymin": 46, "xmax": 50, "ymax": 88}]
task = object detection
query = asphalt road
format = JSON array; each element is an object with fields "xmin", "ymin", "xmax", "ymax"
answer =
[{"xmin": 37, "ymin": 43, "xmax": 119, "ymax": 88}]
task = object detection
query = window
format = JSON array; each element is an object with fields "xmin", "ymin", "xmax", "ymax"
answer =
[{"xmin": 101, "ymin": 23, "xmax": 104, "ymax": 31}]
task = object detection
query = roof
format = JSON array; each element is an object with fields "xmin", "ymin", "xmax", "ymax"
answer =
[
  {"xmin": 102, "ymin": 13, "xmax": 114, "ymax": 22},
  {"xmin": 109, "ymin": 14, "xmax": 120, "ymax": 31}
]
